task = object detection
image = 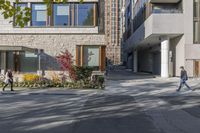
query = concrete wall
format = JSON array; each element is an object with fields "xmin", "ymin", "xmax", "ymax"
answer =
[
  {"xmin": 183, "ymin": 0, "xmax": 200, "ymax": 77},
  {"xmin": 170, "ymin": 36, "xmax": 185, "ymax": 76},
  {"xmin": 152, "ymin": 14, "xmax": 184, "ymax": 35}
]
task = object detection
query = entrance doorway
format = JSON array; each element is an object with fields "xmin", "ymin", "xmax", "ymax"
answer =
[{"xmin": 153, "ymin": 52, "xmax": 161, "ymax": 75}]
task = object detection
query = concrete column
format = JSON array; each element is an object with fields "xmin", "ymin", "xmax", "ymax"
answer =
[
  {"xmin": 161, "ymin": 37, "xmax": 170, "ymax": 78},
  {"xmin": 133, "ymin": 50, "xmax": 138, "ymax": 72},
  {"xmin": 1, "ymin": 51, "xmax": 6, "ymax": 75}
]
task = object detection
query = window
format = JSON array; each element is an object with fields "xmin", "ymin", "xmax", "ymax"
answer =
[
  {"xmin": 84, "ymin": 46, "xmax": 99, "ymax": 66},
  {"xmin": 15, "ymin": 2, "xmax": 98, "ymax": 27},
  {"xmin": 152, "ymin": 3, "xmax": 183, "ymax": 14},
  {"xmin": 76, "ymin": 46, "xmax": 106, "ymax": 71},
  {"xmin": 75, "ymin": 4, "xmax": 94, "ymax": 26},
  {"xmin": 7, "ymin": 52, "xmax": 14, "ymax": 71},
  {"xmin": 19, "ymin": 52, "xmax": 38, "ymax": 72},
  {"xmin": 194, "ymin": 0, "xmax": 200, "ymax": 43},
  {"xmin": 5, "ymin": 51, "xmax": 38, "ymax": 73},
  {"xmin": 53, "ymin": 4, "xmax": 70, "ymax": 26},
  {"xmin": 31, "ymin": 4, "xmax": 48, "ymax": 26}
]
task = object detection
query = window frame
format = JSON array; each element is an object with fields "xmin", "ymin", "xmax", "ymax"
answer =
[
  {"xmin": 193, "ymin": 0, "xmax": 200, "ymax": 44},
  {"xmin": 76, "ymin": 45, "xmax": 106, "ymax": 71}
]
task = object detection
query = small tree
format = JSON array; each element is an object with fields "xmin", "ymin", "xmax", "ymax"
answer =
[{"xmin": 56, "ymin": 50, "xmax": 77, "ymax": 81}]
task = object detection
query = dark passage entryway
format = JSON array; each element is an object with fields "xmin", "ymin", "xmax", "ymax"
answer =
[{"xmin": 153, "ymin": 52, "xmax": 161, "ymax": 75}]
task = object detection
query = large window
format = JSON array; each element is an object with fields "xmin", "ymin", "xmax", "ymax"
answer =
[
  {"xmin": 19, "ymin": 52, "xmax": 38, "ymax": 72},
  {"xmin": 31, "ymin": 4, "xmax": 48, "ymax": 26},
  {"xmin": 53, "ymin": 4, "xmax": 70, "ymax": 26},
  {"xmin": 76, "ymin": 46, "xmax": 106, "ymax": 71},
  {"xmin": 6, "ymin": 52, "xmax": 38, "ymax": 73},
  {"xmin": 84, "ymin": 46, "xmax": 99, "ymax": 66},
  {"xmin": 74, "ymin": 4, "xmax": 94, "ymax": 26},
  {"xmin": 14, "ymin": 3, "xmax": 99, "ymax": 27},
  {"xmin": 29, "ymin": 3, "xmax": 96, "ymax": 27}
]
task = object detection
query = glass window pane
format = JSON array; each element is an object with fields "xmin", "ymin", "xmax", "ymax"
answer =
[
  {"xmin": 31, "ymin": 4, "xmax": 47, "ymax": 26},
  {"xmin": 76, "ymin": 4, "xmax": 94, "ymax": 26},
  {"xmin": 194, "ymin": 21, "xmax": 200, "ymax": 43},
  {"xmin": 7, "ymin": 52, "xmax": 14, "ymax": 70},
  {"xmin": 53, "ymin": 4, "xmax": 70, "ymax": 26},
  {"xmin": 19, "ymin": 52, "xmax": 38, "ymax": 72},
  {"xmin": 84, "ymin": 46, "xmax": 99, "ymax": 67},
  {"xmin": 194, "ymin": 2, "xmax": 198, "ymax": 18}
]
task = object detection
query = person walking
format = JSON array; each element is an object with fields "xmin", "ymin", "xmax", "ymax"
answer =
[
  {"xmin": 176, "ymin": 66, "xmax": 192, "ymax": 92},
  {"xmin": 2, "ymin": 69, "xmax": 14, "ymax": 91}
]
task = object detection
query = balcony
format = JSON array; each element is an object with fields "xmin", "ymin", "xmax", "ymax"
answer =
[
  {"xmin": 133, "ymin": 2, "xmax": 182, "ymax": 33},
  {"xmin": 149, "ymin": 13, "xmax": 184, "ymax": 35},
  {"xmin": 125, "ymin": 13, "xmax": 184, "ymax": 50}
]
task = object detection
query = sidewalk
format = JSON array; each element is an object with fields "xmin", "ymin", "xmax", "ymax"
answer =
[
  {"xmin": 105, "ymin": 69, "xmax": 200, "ymax": 97},
  {"xmin": 1, "ymin": 87, "xmax": 99, "ymax": 96}
]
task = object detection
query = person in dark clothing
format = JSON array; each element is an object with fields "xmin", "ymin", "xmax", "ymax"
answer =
[
  {"xmin": 176, "ymin": 66, "xmax": 192, "ymax": 92},
  {"xmin": 2, "ymin": 69, "xmax": 14, "ymax": 91}
]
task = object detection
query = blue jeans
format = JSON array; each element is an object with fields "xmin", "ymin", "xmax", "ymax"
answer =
[{"xmin": 177, "ymin": 79, "xmax": 191, "ymax": 91}]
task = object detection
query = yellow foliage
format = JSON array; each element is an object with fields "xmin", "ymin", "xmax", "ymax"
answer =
[{"xmin": 23, "ymin": 74, "xmax": 39, "ymax": 82}]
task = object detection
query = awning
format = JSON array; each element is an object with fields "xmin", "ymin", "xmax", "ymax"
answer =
[
  {"xmin": 0, "ymin": 46, "xmax": 38, "ymax": 53},
  {"xmin": 149, "ymin": 0, "xmax": 181, "ymax": 3}
]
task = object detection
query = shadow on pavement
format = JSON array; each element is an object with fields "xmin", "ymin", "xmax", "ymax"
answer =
[{"xmin": 0, "ymin": 94, "xmax": 163, "ymax": 133}]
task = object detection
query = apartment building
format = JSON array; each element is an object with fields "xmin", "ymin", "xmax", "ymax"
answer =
[
  {"xmin": 123, "ymin": 0, "xmax": 200, "ymax": 77},
  {"xmin": 0, "ymin": 0, "xmax": 105, "ymax": 75},
  {"xmin": 105, "ymin": 0, "xmax": 122, "ymax": 64}
]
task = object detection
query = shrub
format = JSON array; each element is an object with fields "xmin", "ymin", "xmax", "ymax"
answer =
[
  {"xmin": 97, "ymin": 76, "xmax": 105, "ymax": 88},
  {"xmin": 49, "ymin": 71, "xmax": 62, "ymax": 84},
  {"xmin": 56, "ymin": 50, "xmax": 77, "ymax": 81},
  {"xmin": 74, "ymin": 66, "xmax": 94, "ymax": 82},
  {"xmin": 98, "ymin": 76, "xmax": 104, "ymax": 84},
  {"xmin": 23, "ymin": 74, "xmax": 40, "ymax": 83}
]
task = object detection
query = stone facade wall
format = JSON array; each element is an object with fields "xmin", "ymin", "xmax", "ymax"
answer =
[
  {"xmin": 0, "ymin": 34, "xmax": 105, "ymax": 70},
  {"xmin": 0, "ymin": 0, "xmax": 107, "ymax": 72},
  {"xmin": 106, "ymin": 45, "xmax": 121, "ymax": 64}
]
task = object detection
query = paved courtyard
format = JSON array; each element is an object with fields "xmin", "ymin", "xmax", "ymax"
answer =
[{"xmin": 0, "ymin": 69, "xmax": 200, "ymax": 133}]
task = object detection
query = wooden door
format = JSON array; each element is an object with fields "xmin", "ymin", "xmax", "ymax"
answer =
[
  {"xmin": 99, "ymin": 46, "xmax": 106, "ymax": 71},
  {"xmin": 194, "ymin": 61, "xmax": 200, "ymax": 77}
]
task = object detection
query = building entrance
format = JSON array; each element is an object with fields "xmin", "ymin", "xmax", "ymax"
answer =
[{"xmin": 153, "ymin": 52, "xmax": 161, "ymax": 75}]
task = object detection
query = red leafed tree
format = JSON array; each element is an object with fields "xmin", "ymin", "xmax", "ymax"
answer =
[{"xmin": 56, "ymin": 50, "xmax": 77, "ymax": 81}]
